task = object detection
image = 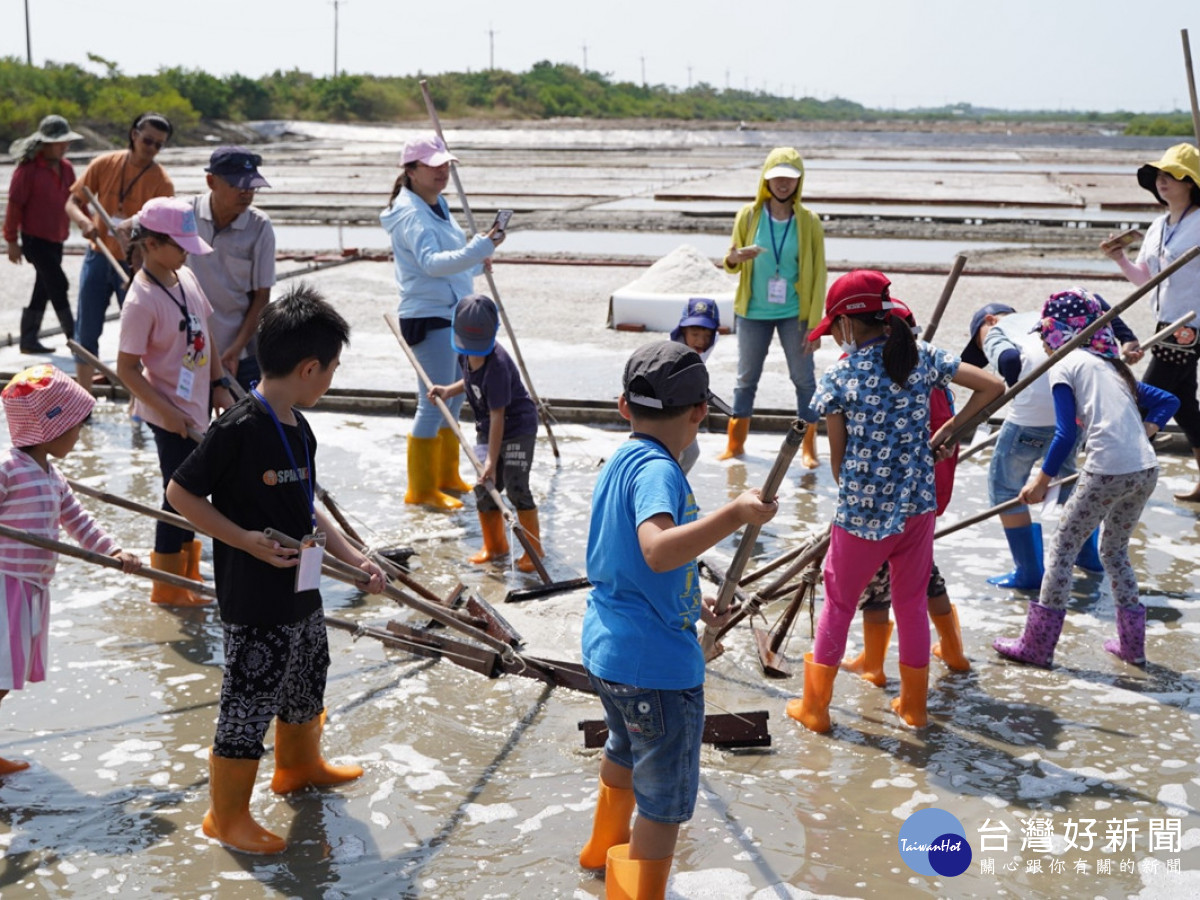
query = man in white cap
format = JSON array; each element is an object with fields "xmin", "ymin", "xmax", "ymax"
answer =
[{"xmin": 185, "ymin": 147, "xmax": 276, "ymax": 391}]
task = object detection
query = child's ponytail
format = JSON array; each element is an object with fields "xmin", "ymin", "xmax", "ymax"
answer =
[
  {"xmin": 1106, "ymin": 357, "xmax": 1140, "ymax": 404},
  {"xmin": 882, "ymin": 314, "xmax": 919, "ymax": 385}
]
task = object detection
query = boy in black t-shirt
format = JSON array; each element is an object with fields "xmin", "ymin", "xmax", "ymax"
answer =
[{"xmin": 168, "ymin": 284, "xmax": 385, "ymax": 855}]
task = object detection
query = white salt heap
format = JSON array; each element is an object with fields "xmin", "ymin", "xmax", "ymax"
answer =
[{"xmin": 616, "ymin": 244, "xmax": 737, "ymax": 294}]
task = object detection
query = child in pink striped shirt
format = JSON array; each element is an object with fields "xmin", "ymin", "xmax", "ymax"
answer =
[{"xmin": 0, "ymin": 365, "xmax": 140, "ymax": 775}]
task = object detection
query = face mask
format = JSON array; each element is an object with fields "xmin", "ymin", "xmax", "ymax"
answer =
[{"xmin": 838, "ymin": 319, "xmax": 857, "ymax": 356}]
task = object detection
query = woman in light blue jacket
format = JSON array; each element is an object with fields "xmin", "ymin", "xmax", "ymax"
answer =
[{"xmin": 381, "ymin": 134, "xmax": 503, "ymax": 509}]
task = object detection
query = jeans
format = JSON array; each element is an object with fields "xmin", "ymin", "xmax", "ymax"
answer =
[
  {"xmin": 731, "ymin": 315, "xmax": 818, "ymax": 422},
  {"xmin": 988, "ymin": 420, "xmax": 1079, "ymax": 513},
  {"xmin": 74, "ymin": 247, "xmax": 129, "ymax": 355},
  {"xmin": 407, "ymin": 321, "xmax": 464, "ymax": 439},
  {"xmin": 588, "ymin": 673, "xmax": 704, "ymax": 824}
]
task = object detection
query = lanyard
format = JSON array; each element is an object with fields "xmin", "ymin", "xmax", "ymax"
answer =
[
  {"xmin": 252, "ymin": 389, "xmax": 316, "ymax": 531},
  {"xmin": 117, "ymin": 152, "xmax": 152, "ymax": 211},
  {"xmin": 142, "ymin": 268, "xmax": 197, "ymax": 342},
  {"xmin": 767, "ymin": 212, "xmax": 794, "ymax": 275}
]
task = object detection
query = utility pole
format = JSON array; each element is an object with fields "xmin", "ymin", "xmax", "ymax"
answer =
[
  {"xmin": 488, "ymin": 23, "xmax": 497, "ymax": 70},
  {"xmin": 640, "ymin": 55, "xmax": 646, "ymax": 88},
  {"xmin": 687, "ymin": 65, "xmax": 692, "ymax": 89},
  {"xmin": 582, "ymin": 41, "xmax": 588, "ymax": 71},
  {"xmin": 24, "ymin": 0, "xmax": 32, "ymax": 65},
  {"xmin": 725, "ymin": 69, "xmax": 730, "ymax": 91},
  {"xmin": 331, "ymin": 0, "xmax": 347, "ymax": 76}
]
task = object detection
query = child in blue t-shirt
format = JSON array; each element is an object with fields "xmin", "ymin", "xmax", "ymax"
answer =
[
  {"xmin": 578, "ymin": 340, "xmax": 777, "ymax": 896},
  {"xmin": 429, "ymin": 294, "xmax": 542, "ymax": 572}
]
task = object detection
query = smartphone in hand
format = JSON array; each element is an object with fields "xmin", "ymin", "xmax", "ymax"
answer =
[
  {"xmin": 492, "ymin": 209, "xmax": 513, "ymax": 233},
  {"xmin": 1101, "ymin": 229, "xmax": 1142, "ymax": 252}
]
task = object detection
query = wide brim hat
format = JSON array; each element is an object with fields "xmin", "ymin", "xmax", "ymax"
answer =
[
  {"xmin": 8, "ymin": 114, "xmax": 83, "ymax": 161},
  {"xmin": 2, "ymin": 365, "xmax": 95, "ymax": 447},
  {"xmin": 808, "ymin": 270, "xmax": 895, "ymax": 341},
  {"xmin": 1136, "ymin": 143, "xmax": 1200, "ymax": 204}
]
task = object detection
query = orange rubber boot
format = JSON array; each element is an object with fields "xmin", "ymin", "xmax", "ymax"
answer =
[
  {"xmin": 716, "ymin": 417, "xmax": 750, "ymax": 461},
  {"xmin": 201, "ymin": 753, "xmax": 286, "ymax": 854},
  {"xmin": 270, "ymin": 711, "xmax": 363, "ymax": 794},
  {"xmin": 931, "ymin": 604, "xmax": 971, "ymax": 672},
  {"xmin": 579, "ymin": 778, "xmax": 636, "ymax": 869},
  {"xmin": 801, "ymin": 422, "xmax": 820, "ymax": 469},
  {"xmin": 785, "ymin": 652, "xmax": 838, "ymax": 733},
  {"xmin": 891, "ymin": 663, "xmax": 929, "ymax": 728},
  {"xmin": 0, "ymin": 756, "xmax": 30, "ymax": 775},
  {"xmin": 515, "ymin": 508, "xmax": 543, "ymax": 574},
  {"xmin": 469, "ymin": 509, "xmax": 510, "ymax": 564},
  {"xmin": 841, "ymin": 619, "xmax": 893, "ymax": 687},
  {"xmin": 605, "ymin": 844, "xmax": 673, "ymax": 900},
  {"xmin": 150, "ymin": 550, "xmax": 210, "ymax": 607}
]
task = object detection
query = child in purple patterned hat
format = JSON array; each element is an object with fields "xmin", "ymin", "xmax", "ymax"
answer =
[
  {"xmin": 0, "ymin": 365, "xmax": 141, "ymax": 775},
  {"xmin": 994, "ymin": 288, "xmax": 1180, "ymax": 668}
]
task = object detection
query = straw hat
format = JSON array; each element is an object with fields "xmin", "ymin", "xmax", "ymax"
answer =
[{"xmin": 2, "ymin": 365, "xmax": 94, "ymax": 447}]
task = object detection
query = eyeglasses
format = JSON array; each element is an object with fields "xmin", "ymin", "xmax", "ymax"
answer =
[{"xmin": 139, "ymin": 133, "xmax": 165, "ymax": 150}]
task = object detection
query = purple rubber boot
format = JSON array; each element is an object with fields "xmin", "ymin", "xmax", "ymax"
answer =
[
  {"xmin": 1104, "ymin": 605, "xmax": 1146, "ymax": 665},
  {"xmin": 993, "ymin": 602, "xmax": 1066, "ymax": 668}
]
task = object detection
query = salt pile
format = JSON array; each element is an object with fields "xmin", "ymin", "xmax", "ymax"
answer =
[{"xmin": 608, "ymin": 244, "xmax": 738, "ymax": 332}]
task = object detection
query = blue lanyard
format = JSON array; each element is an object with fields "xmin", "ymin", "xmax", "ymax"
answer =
[
  {"xmin": 767, "ymin": 213, "xmax": 793, "ymax": 275},
  {"xmin": 251, "ymin": 389, "xmax": 315, "ymax": 531}
]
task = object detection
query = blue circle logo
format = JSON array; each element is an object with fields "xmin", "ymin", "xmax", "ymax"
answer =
[{"xmin": 898, "ymin": 808, "xmax": 973, "ymax": 877}]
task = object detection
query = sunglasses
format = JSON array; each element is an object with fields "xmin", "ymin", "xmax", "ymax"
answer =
[{"xmin": 139, "ymin": 133, "xmax": 165, "ymax": 150}]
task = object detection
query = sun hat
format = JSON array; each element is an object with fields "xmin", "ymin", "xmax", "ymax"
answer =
[
  {"xmin": 1031, "ymin": 288, "xmax": 1120, "ymax": 360},
  {"xmin": 205, "ymin": 146, "xmax": 270, "ymax": 190},
  {"xmin": 452, "ymin": 294, "xmax": 500, "ymax": 356},
  {"xmin": 960, "ymin": 302, "xmax": 1016, "ymax": 368},
  {"xmin": 134, "ymin": 197, "xmax": 213, "ymax": 255},
  {"xmin": 8, "ymin": 114, "xmax": 83, "ymax": 162},
  {"xmin": 401, "ymin": 134, "xmax": 457, "ymax": 168},
  {"xmin": 2, "ymin": 365, "xmax": 95, "ymax": 448},
  {"xmin": 670, "ymin": 296, "xmax": 721, "ymax": 343},
  {"xmin": 808, "ymin": 270, "xmax": 896, "ymax": 341},
  {"xmin": 623, "ymin": 341, "xmax": 710, "ymax": 410},
  {"xmin": 1136, "ymin": 143, "xmax": 1200, "ymax": 204}
]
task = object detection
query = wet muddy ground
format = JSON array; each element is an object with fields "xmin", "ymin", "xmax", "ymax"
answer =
[{"xmin": 1, "ymin": 128, "xmax": 1199, "ymax": 899}]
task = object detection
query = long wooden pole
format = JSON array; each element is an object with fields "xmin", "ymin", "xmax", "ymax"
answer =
[
  {"xmin": 417, "ymin": 80, "xmax": 560, "ymax": 461},
  {"xmin": 78, "ymin": 186, "xmax": 132, "ymax": 288},
  {"xmin": 699, "ymin": 421, "xmax": 804, "ymax": 659},
  {"xmin": 920, "ymin": 253, "xmax": 967, "ymax": 343},
  {"xmin": 384, "ymin": 313, "xmax": 553, "ymax": 584},
  {"xmin": 1182, "ymin": 29, "xmax": 1200, "ymax": 147},
  {"xmin": 0, "ymin": 521, "xmax": 215, "ymax": 597}
]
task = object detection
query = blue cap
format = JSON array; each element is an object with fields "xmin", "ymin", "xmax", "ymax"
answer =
[
  {"xmin": 670, "ymin": 297, "xmax": 720, "ymax": 344},
  {"xmin": 205, "ymin": 146, "xmax": 270, "ymax": 190},
  {"xmin": 962, "ymin": 302, "xmax": 1015, "ymax": 368}
]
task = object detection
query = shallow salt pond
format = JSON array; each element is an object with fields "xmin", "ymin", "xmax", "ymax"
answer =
[{"xmin": 1, "ymin": 401, "xmax": 1199, "ymax": 898}]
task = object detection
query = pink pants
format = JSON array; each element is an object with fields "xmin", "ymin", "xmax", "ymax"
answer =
[
  {"xmin": 0, "ymin": 575, "xmax": 48, "ymax": 691},
  {"xmin": 813, "ymin": 513, "xmax": 935, "ymax": 669}
]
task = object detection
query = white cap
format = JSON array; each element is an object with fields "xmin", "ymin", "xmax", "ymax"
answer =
[{"xmin": 764, "ymin": 163, "xmax": 802, "ymax": 180}]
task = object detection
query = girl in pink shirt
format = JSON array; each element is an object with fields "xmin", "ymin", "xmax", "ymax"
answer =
[
  {"xmin": 117, "ymin": 198, "xmax": 234, "ymax": 606},
  {"xmin": 0, "ymin": 365, "xmax": 140, "ymax": 775}
]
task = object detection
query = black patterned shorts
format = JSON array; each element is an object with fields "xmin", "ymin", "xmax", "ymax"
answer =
[{"xmin": 214, "ymin": 607, "xmax": 329, "ymax": 759}]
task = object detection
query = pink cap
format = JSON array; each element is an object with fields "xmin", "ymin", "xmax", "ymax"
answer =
[
  {"xmin": 400, "ymin": 134, "xmax": 457, "ymax": 167},
  {"xmin": 808, "ymin": 270, "xmax": 896, "ymax": 340},
  {"xmin": 2, "ymin": 365, "xmax": 95, "ymax": 447},
  {"xmin": 135, "ymin": 197, "xmax": 213, "ymax": 255}
]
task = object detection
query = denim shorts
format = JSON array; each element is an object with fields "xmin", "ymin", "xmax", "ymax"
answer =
[
  {"xmin": 588, "ymin": 673, "xmax": 704, "ymax": 824},
  {"xmin": 988, "ymin": 421, "xmax": 1077, "ymax": 509}
]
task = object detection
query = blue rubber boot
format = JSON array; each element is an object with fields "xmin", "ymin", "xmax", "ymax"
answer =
[
  {"xmin": 988, "ymin": 524, "xmax": 1044, "ymax": 591},
  {"xmin": 1074, "ymin": 527, "xmax": 1103, "ymax": 574}
]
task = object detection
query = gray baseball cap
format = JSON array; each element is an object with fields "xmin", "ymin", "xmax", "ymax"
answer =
[
  {"xmin": 452, "ymin": 294, "xmax": 499, "ymax": 356},
  {"xmin": 623, "ymin": 341, "xmax": 709, "ymax": 410}
]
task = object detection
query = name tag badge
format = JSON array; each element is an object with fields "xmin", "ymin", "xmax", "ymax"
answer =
[
  {"xmin": 295, "ymin": 532, "xmax": 326, "ymax": 593},
  {"xmin": 176, "ymin": 366, "xmax": 195, "ymax": 400},
  {"xmin": 767, "ymin": 276, "xmax": 788, "ymax": 305}
]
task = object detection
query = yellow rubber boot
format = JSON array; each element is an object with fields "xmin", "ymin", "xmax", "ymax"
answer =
[
  {"xmin": 931, "ymin": 604, "xmax": 971, "ymax": 672},
  {"xmin": 891, "ymin": 663, "xmax": 929, "ymax": 728},
  {"xmin": 579, "ymin": 778, "xmax": 636, "ymax": 869},
  {"xmin": 784, "ymin": 652, "xmax": 838, "ymax": 733},
  {"xmin": 436, "ymin": 428, "xmax": 473, "ymax": 493},
  {"xmin": 183, "ymin": 539, "xmax": 203, "ymax": 581},
  {"xmin": 801, "ymin": 421, "xmax": 820, "ymax": 469},
  {"xmin": 606, "ymin": 844, "xmax": 673, "ymax": 900},
  {"xmin": 0, "ymin": 756, "xmax": 30, "ymax": 775},
  {"xmin": 841, "ymin": 619, "xmax": 893, "ymax": 687},
  {"xmin": 716, "ymin": 417, "xmax": 750, "ymax": 460},
  {"xmin": 515, "ymin": 508, "xmax": 543, "ymax": 574},
  {"xmin": 202, "ymin": 753, "xmax": 287, "ymax": 855},
  {"xmin": 470, "ymin": 509, "xmax": 510, "ymax": 564},
  {"xmin": 270, "ymin": 710, "xmax": 363, "ymax": 794},
  {"xmin": 150, "ymin": 550, "xmax": 211, "ymax": 607},
  {"xmin": 404, "ymin": 435, "xmax": 463, "ymax": 510}
]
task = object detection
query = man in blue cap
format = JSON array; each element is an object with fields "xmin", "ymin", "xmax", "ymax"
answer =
[{"xmin": 186, "ymin": 147, "xmax": 276, "ymax": 392}]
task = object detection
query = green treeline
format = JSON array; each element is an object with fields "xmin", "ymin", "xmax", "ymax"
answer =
[{"xmin": 1, "ymin": 56, "xmax": 1194, "ymax": 146}]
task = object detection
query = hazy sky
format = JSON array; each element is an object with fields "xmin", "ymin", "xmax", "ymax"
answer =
[{"xmin": 4, "ymin": 0, "xmax": 1200, "ymax": 113}]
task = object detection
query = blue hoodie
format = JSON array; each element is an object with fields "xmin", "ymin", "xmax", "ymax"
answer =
[{"xmin": 379, "ymin": 188, "xmax": 494, "ymax": 319}]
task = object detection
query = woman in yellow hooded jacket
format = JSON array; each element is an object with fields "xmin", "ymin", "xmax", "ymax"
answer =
[{"xmin": 721, "ymin": 147, "xmax": 827, "ymax": 466}]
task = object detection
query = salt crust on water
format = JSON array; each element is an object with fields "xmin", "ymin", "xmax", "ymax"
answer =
[{"xmin": 615, "ymin": 244, "xmax": 736, "ymax": 295}]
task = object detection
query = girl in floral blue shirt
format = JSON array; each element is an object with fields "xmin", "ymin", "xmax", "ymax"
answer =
[{"xmin": 786, "ymin": 270, "xmax": 1003, "ymax": 733}]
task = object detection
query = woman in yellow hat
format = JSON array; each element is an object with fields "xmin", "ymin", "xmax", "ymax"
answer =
[{"xmin": 1103, "ymin": 143, "xmax": 1200, "ymax": 501}]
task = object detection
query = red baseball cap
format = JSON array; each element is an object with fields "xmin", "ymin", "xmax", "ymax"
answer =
[{"xmin": 808, "ymin": 270, "xmax": 895, "ymax": 341}]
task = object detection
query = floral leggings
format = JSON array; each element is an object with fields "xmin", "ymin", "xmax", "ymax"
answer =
[{"xmin": 1040, "ymin": 467, "xmax": 1158, "ymax": 612}]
